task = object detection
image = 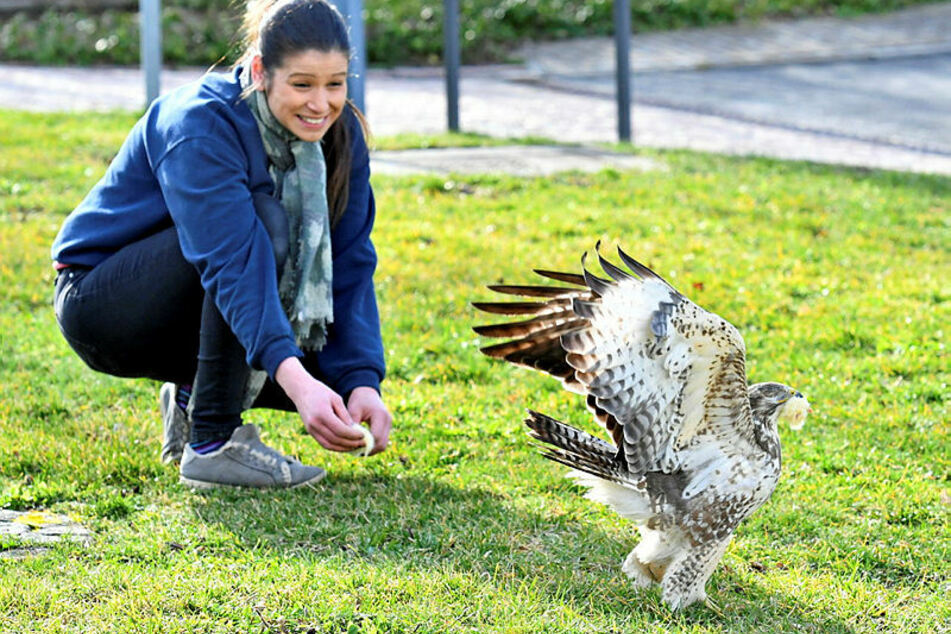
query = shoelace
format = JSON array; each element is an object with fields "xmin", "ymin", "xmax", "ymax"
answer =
[{"xmin": 244, "ymin": 443, "xmax": 298, "ymax": 470}]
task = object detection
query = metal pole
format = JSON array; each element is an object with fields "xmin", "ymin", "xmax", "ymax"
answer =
[
  {"xmin": 331, "ymin": 0, "xmax": 366, "ymax": 113},
  {"xmin": 613, "ymin": 0, "xmax": 632, "ymax": 142},
  {"xmin": 444, "ymin": 0, "xmax": 461, "ymax": 131},
  {"xmin": 139, "ymin": 0, "xmax": 162, "ymax": 108}
]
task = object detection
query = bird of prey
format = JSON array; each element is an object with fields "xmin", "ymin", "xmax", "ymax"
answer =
[{"xmin": 473, "ymin": 244, "xmax": 810, "ymax": 611}]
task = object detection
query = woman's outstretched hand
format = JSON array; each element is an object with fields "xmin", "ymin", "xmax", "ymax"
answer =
[
  {"xmin": 276, "ymin": 357, "xmax": 365, "ymax": 452},
  {"xmin": 346, "ymin": 386, "xmax": 392, "ymax": 455}
]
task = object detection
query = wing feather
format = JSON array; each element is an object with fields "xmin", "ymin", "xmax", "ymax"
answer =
[
  {"xmin": 533, "ymin": 269, "xmax": 587, "ymax": 286},
  {"xmin": 473, "ymin": 314, "xmax": 559, "ymax": 338},
  {"xmin": 486, "ymin": 284, "xmax": 584, "ymax": 298},
  {"xmin": 597, "ymin": 250, "xmax": 636, "ymax": 283},
  {"xmin": 581, "ymin": 255, "xmax": 613, "ymax": 297},
  {"xmin": 471, "ymin": 300, "xmax": 565, "ymax": 315}
]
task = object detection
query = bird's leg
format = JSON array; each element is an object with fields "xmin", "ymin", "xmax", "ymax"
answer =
[
  {"xmin": 623, "ymin": 528, "xmax": 678, "ymax": 588},
  {"xmin": 648, "ymin": 562, "xmax": 668, "ymax": 581},
  {"xmin": 621, "ymin": 548, "xmax": 655, "ymax": 588},
  {"xmin": 660, "ymin": 536, "xmax": 732, "ymax": 611}
]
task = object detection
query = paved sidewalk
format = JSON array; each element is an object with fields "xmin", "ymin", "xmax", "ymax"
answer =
[
  {"xmin": 2, "ymin": 3, "xmax": 950, "ymax": 175},
  {"xmin": 514, "ymin": 2, "xmax": 951, "ymax": 74},
  {"xmin": 371, "ymin": 144, "xmax": 663, "ymax": 176}
]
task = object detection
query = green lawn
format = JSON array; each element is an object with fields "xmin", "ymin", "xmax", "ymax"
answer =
[{"xmin": 0, "ymin": 110, "xmax": 948, "ymax": 633}]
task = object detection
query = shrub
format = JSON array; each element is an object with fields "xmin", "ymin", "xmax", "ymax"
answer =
[{"xmin": 0, "ymin": 0, "xmax": 936, "ymax": 67}]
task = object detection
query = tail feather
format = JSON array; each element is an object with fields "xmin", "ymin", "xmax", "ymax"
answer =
[
  {"xmin": 525, "ymin": 410, "xmax": 637, "ymax": 486},
  {"xmin": 525, "ymin": 409, "xmax": 614, "ymax": 456},
  {"xmin": 539, "ymin": 447, "xmax": 635, "ymax": 486}
]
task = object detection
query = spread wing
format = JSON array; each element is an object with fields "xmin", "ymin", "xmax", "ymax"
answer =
[{"xmin": 473, "ymin": 244, "xmax": 759, "ymax": 480}]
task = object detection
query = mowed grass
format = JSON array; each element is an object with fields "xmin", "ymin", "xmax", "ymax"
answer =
[{"xmin": 0, "ymin": 109, "xmax": 948, "ymax": 633}]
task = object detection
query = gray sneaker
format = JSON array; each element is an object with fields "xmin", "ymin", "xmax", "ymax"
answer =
[
  {"xmin": 160, "ymin": 382, "xmax": 190, "ymax": 465},
  {"xmin": 179, "ymin": 424, "xmax": 326, "ymax": 489}
]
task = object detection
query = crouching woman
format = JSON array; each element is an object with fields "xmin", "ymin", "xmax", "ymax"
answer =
[{"xmin": 50, "ymin": 0, "xmax": 392, "ymax": 489}]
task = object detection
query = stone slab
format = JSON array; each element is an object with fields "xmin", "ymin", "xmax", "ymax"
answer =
[{"xmin": 372, "ymin": 145, "xmax": 664, "ymax": 176}]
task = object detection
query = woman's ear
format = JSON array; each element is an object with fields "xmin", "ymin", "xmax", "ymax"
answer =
[{"xmin": 250, "ymin": 55, "xmax": 266, "ymax": 91}]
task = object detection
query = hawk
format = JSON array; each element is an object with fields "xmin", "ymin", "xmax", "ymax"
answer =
[{"xmin": 473, "ymin": 244, "xmax": 810, "ymax": 611}]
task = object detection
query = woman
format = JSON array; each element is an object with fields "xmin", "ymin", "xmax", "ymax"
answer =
[{"xmin": 50, "ymin": 0, "xmax": 391, "ymax": 489}]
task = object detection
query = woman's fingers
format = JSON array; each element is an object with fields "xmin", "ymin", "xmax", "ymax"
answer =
[
  {"xmin": 367, "ymin": 409, "xmax": 392, "ymax": 455},
  {"xmin": 320, "ymin": 413, "xmax": 364, "ymax": 443},
  {"xmin": 304, "ymin": 408, "xmax": 366, "ymax": 452},
  {"xmin": 307, "ymin": 424, "xmax": 358, "ymax": 452},
  {"xmin": 330, "ymin": 395, "xmax": 357, "ymax": 428},
  {"xmin": 345, "ymin": 387, "xmax": 392, "ymax": 456}
]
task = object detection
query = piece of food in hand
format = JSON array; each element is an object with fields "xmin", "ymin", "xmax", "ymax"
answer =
[{"xmin": 350, "ymin": 423, "xmax": 374, "ymax": 457}]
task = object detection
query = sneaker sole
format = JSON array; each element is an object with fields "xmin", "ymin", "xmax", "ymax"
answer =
[{"xmin": 179, "ymin": 469, "xmax": 327, "ymax": 490}]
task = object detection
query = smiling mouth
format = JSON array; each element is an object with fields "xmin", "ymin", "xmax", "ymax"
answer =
[{"xmin": 298, "ymin": 114, "xmax": 327, "ymax": 126}]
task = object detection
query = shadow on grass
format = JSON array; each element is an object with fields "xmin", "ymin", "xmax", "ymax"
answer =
[
  {"xmin": 712, "ymin": 567, "xmax": 861, "ymax": 633},
  {"xmin": 187, "ymin": 474, "xmax": 856, "ymax": 632}
]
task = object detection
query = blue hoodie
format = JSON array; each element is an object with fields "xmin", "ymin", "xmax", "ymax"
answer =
[{"xmin": 51, "ymin": 67, "xmax": 384, "ymax": 396}]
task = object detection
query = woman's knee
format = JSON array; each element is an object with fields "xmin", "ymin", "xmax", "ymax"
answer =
[{"xmin": 252, "ymin": 192, "xmax": 289, "ymax": 269}]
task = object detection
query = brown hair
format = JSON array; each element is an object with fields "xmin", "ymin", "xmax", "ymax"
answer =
[{"xmin": 241, "ymin": 0, "xmax": 370, "ymax": 227}]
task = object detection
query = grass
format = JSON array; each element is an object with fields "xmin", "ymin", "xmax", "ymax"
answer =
[{"xmin": 0, "ymin": 109, "xmax": 949, "ymax": 632}]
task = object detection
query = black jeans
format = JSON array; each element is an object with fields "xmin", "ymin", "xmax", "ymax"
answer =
[{"xmin": 54, "ymin": 193, "xmax": 301, "ymax": 442}]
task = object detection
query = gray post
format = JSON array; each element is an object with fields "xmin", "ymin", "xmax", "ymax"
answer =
[
  {"xmin": 330, "ymin": 0, "xmax": 366, "ymax": 113},
  {"xmin": 613, "ymin": 0, "xmax": 632, "ymax": 142},
  {"xmin": 139, "ymin": 0, "xmax": 162, "ymax": 107},
  {"xmin": 444, "ymin": 0, "xmax": 461, "ymax": 131},
  {"xmin": 348, "ymin": 0, "xmax": 366, "ymax": 113}
]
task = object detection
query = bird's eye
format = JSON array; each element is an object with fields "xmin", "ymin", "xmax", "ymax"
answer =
[{"xmin": 794, "ymin": 391, "xmax": 803, "ymax": 398}]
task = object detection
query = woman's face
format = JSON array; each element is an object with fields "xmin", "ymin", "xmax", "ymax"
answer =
[{"xmin": 251, "ymin": 49, "xmax": 349, "ymax": 142}]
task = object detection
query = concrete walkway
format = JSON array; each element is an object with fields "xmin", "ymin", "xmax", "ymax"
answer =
[
  {"xmin": 514, "ymin": 2, "xmax": 951, "ymax": 73},
  {"xmin": 2, "ymin": 3, "xmax": 950, "ymax": 175},
  {"xmin": 0, "ymin": 509, "xmax": 92, "ymax": 559}
]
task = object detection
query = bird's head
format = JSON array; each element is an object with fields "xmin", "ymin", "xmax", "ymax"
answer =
[{"xmin": 749, "ymin": 382, "xmax": 811, "ymax": 430}]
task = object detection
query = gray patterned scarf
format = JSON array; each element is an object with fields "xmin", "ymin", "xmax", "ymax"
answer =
[
  {"xmin": 240, "ymin": 64, "xmax": 334, "ymax": 351},
  {"xmin": 238, "ymin": 65, "xmax": 333, "ymax": 407}
]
